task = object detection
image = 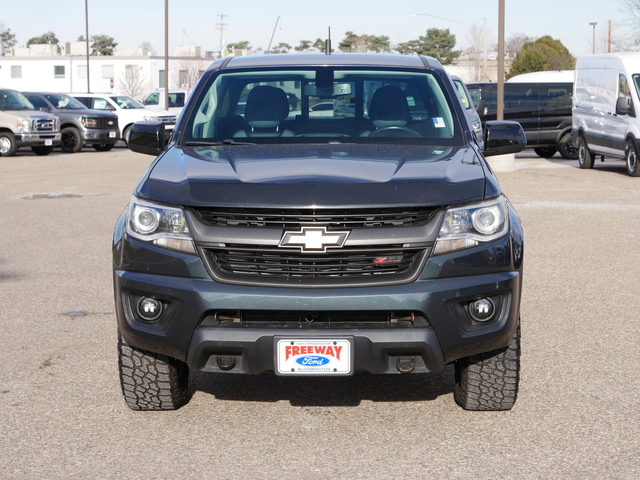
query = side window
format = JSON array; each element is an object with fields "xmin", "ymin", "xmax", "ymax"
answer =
[
  {"xmin": 93, "ymin": 98, "xmax": 109, "ymax": 110},
  {"xmin": 504, "ymin": 84, "xmax": 539, "ymax": 111},
  {"xmin": 619, "ymin": 74, "xmax": 632, "ymax": 100},
  {"xmin": 540, "ymin": 83, "xmax": 572, "ymax": 112},
  {"xmin": 145, "ymin": 93, "xmax": 159, "ymax": 106},
  {"xmin": 618, "ymin": 74, "xmax": 634, "ymax": 115},
  {"xmin": 73, "ymin": 97, "xmax": 90, "ymax": 108},
  {"xmin": 26, "ymin": 96, "xmax": 48, "ymax": 110}
]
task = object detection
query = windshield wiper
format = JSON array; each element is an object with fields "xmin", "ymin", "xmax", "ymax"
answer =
[{"xmin": 184, "ymin": 139, "xmax": 255, "ymax": 146}]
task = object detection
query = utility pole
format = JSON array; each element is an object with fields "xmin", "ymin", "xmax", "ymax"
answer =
[
  {"xmin": 85, "ymin": 0, "xmax": 90, "ymax": 93},
  {"xmin": 497, "ymin": 0, "xmax": 505, "ymax": 120},
  {"xmin": 164, "ymin": 0, "xmax": 169, "ymax": 111},
  {"xmin": 483, "ymin": 17, "xmax": 487, "ymax": 82},
  {"xmin": 608, "ymin": 19, "xmax": 612, "ymax": 53},
  {"xmin": 268, "ymin": 16, "xmax": 280, "ymax": 53},
  {"xmin": 590, "ymin": 22, "xmax": 597, "ymax": 54},
  {"xmin": 216, "ymin": 14, "xmax": 227, "ymax": 57}
]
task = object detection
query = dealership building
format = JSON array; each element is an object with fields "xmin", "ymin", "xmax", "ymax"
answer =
[{"xmin": 0, "ymin": 42, "xmax": 218, "ymax": 100}]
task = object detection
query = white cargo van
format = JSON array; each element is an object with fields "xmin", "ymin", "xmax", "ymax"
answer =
[{"xmin": 572, "ymin": 53, "xmax": 640, "ymax": 176}]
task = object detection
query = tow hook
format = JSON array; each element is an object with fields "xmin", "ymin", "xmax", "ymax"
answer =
[{"xmin": 396, "ymin": 356, "xmax": 416, "ymax": 373}]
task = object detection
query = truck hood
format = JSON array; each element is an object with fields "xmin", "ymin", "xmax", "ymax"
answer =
[{"xmin": 138, "ymin": 144, "xmax": 490, "ymax": 208}]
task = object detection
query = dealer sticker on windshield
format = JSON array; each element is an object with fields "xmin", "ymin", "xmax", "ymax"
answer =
[{"xmin": 276, "ymin": 339, "xmax": 352, "ymax": 375}]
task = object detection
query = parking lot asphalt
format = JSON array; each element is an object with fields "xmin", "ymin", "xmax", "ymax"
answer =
[{"xmin": 0, "ymin": 147, "xmax": 638, "ymax": 479}]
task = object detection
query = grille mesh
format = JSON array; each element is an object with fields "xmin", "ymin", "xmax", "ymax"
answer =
[
  {"xmin": 207, "ymin": 244, "xmax": 421, "ymax": 279},
  {"xmin": 193, "ymin": 207, "xmax": 436, "ymax": 229}
]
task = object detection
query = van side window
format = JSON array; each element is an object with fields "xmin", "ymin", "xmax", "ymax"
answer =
[
  {"xmin": 504, "ymin": 84, "xmax": 539, "ymax": 112},
  {"xmin": 619, "ymin": 74, "xmax": 632, "ymax": 101}
]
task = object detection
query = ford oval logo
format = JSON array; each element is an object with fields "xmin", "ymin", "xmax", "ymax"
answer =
[{"xmin": 295, "ymin": 356, "xmax": 330, "ymax": 366}]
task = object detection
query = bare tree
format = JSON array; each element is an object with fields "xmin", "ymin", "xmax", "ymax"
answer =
[
  {"xmin": 117, "ymin": 65, "xmax": 149, "ymax": 100},
  {"xmin": 464, "ymin": 24, "xmax": 486, "ymax": 82},
  {"xmin": 506, "ymin": 33, "xmax": 535, "ymax": 60},
  {"xmin": 174, "ymin": 58, "xmax": 207, "ymax": 89},
  {"xmin": 614, "ymin": 1, "xmax": 640, "ymax": 49},
  {"xmin": 140, "ymin": 41, "xmax": 156, "ymax": 55}
]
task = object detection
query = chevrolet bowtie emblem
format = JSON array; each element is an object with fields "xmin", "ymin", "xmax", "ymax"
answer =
[{"xmin": 279, "ymin": 227, "xmax": 349, "ymax": 253}]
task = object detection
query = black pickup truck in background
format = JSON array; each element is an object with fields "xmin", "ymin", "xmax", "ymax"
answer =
[{"xmin": 467, "ymin": 81, "xmax": 577, "ymax": 159}]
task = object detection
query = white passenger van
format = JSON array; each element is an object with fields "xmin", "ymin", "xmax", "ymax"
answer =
[{"xmin": 572, "ymin": 53, "xmax": 640, "ymax": 176}]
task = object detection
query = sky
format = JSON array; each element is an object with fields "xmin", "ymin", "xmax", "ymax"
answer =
[{"xmin": 0, "ymin": 0, "xmax": 632, "ymax": 59}]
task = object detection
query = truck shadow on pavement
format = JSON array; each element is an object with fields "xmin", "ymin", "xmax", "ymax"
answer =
[{"xmin": 190, "ymin": 366, "xmax": 455, "ymax": 406}]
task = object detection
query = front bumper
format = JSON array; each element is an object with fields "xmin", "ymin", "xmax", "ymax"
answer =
[
  {"xmin": 115, "ymin": 264, "xmax": 521, "ymax": 375},
  {"xmin": 15, "ymin": 132, "xmax": 61, "ymax": 147},
  {"xmin": 83, "ymin": 129, "xmax": 120, "ymax": 143}
]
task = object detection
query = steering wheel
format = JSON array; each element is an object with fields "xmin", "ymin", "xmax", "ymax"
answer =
[{"xmin": 367, "ymin": 126, "xmax": 422, "ymax": 138}]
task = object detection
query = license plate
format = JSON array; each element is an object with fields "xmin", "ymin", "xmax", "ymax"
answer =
[
  {"xmin": 45, "ymin": 139, "xmax": 52, "ymax": 146},
  {"xmin": 276, "ymin": 339, "xmax": 352, "ymax": 375},
  {"xmin": 109, "ymin": 131, "xmax": 116, "ymax": 138}
]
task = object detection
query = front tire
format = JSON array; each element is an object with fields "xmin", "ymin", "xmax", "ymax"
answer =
[
  {"xmin": 533, "ymin": 147, "xmax": 557, "ymax": 158},
  {"xmin": 558, "ymin": 133, "xmax": 579, "ymax": 160},
  {"xmin": 60, "ymin": 127, "xmax": 83, "ymax": 153},
  {"xmin": 0, "ymin": 132, "xmax": 18, "ymax": 156},
  {"xmin": 577, "ymin": 135, "xmax": 594, "ymax": 169},
  {"xmin": 625, "ymin": 139, "xmax": 640, "ymax": 177},
  {"xmin": 118, "ymin": 332, "xmax": 189, "ymax": 411},
  {"xmin": 454, "ymin": 323, "xmax": 520, "ymax": 411},
  {"xmin": 31, "ymin": 146, "xmax": 53, "ymax": 156},
  {"xmin": 122, "ymin": 126, "xmax": 132, "ymax": 146}
]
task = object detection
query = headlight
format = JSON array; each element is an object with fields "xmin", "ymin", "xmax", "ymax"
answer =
[
  {"xmin": 17, "ymin": 118, "xmax": 31, "ymax": 134},
  {"xmin": 82, "ymin": 117, "xmax": 97, "ymax": 127},
  {"xmin": 126, "ymin": 197, "xmax": 196, "ymax": 254},
  {"xmin": 433, "ymin": 196, "xmax": 508, "ymax": 255}
]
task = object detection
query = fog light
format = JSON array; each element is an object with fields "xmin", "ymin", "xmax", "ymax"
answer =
[
  {"xmin": 468, "ymin": 298, "xmax": 495, "ymax": 322},
  {"xmin": 216, "ymin": 355, "xmax": 237, "ymax": 371},
  {"xmin": 137, "ymin": 297, "xmax": 163, "ymax": 321}
]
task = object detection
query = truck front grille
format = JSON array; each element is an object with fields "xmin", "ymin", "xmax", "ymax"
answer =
[
  {"xmin": 202, "ymin": 244, "xmax": 428, "ymax": 287},
  {"xmin": 92, "ymin": 117, "xmax": 119, "ymax": 130},
  {"xmin": 193, "ymin": 207, "xmax": 436, "ymax": 228},
  {"xmin": 33, "ymin": 118, "xmax": 57, "ymax": 132},
  {"xmin": 193, "ymin": 207, "xmax": 436, "ymax": 287}
]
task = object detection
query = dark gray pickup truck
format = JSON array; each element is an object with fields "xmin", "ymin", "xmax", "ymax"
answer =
[
  {"xmin": 24, "ymin": 92, "xmax": 119, "ymax": 153},
  {"xmin": 115, "ymin": 53, "xmax": 526, "ymax": 411}
]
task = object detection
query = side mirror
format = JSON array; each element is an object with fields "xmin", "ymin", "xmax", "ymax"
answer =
[
  {"xmin": 476, "ymin": 99, "xmax": 487, "ymax": 116},
  {"xmin": 128, "ymin": 121, "xmax": 166, "ymax": 156},
  {"xmin": 483, "ymin": 120, "xmax": 526, "ymax": 157},
  {"xmin": 616, "ymin": 96, "xmax": 631, "ymax": 116}
]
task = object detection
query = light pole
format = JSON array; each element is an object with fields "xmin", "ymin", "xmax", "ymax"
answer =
[
  {"xmin": 164, "ymin": 0, "xmax": 169, "ymax": 111},
  {"xmin": 85, "ymin": 0, "xmax": 90, "ymax": 93},
  {"xmin": 590, "ymin": 22, "xmax": 597, "ymax": 54},
  {"xmin": 497, "ymin": 0, "xmax": 505, "ymax": 120}
]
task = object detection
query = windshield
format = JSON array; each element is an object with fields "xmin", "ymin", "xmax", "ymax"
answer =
[
  {"xmin": 452, "ymin": 79, "xmax": 473, "ymax": 110},
  {"xmin": 183, "ymin": 67, "xmax": 462, "ymax": 145},
  {"xmin": 0, "ymin": 90, "xmax": 35, "ymax": 111},
  {"xmin": 633, "ymin": 74, "xmax": 640, "ymax": 100},
  {"xmin": 110, "ymin": 95, "xmax": 144, "ymax": 109},
  {"xmin": 45, "ymin": 93, "xmax": 87, "ymax": 110}
]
